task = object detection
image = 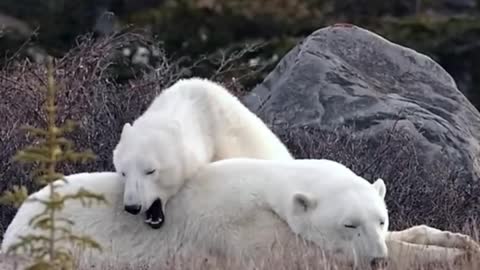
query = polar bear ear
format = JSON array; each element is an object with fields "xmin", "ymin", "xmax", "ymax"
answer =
[
  {"xmin": 372, "ymin": 178, "xmax": 386, "ymax": 199},
  {"xmin": 120, "ymin": 123, "xmax": 132, "ymax": 139},
  {"xmin": 292, "ymin": 192, "xmax": 317, "ymax": 215}
]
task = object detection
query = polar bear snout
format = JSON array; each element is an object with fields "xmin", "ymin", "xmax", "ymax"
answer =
[
  {"xmin": 354, "ymin": 254, "xmax": 389, "ymax": 270},
  {"xmin": 145, "ymin": 198, "xmax": 165, "ymax": 229},
  {"xmin": 124, "ymin": 204, "xmax": 142, "ymax": 215},
  {"xmin": 370, "ymin": 257, "xmax": 389, "ymax": 269}
]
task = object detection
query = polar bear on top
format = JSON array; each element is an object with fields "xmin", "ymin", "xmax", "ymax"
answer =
[
  {"xmin": 112, "ymin": 78, "xmax": 293, "ymax": 228},
  {"xmin": 1, "ymin": 158, "xmax": 389, "ymax": 268}
]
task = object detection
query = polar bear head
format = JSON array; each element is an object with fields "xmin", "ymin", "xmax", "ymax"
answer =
[
  {"xmin": 113, "ymin": 122, "xmax": 185, "ymax": 229},
  {"xmin": 285, "ymin": 175, "xmax": 389, "ymax": 268}
]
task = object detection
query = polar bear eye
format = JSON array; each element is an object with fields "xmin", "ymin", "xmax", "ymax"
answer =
[
  {"xmin": 145, "ymin": 169, "xmax": 156, "ymax": 175},
  {"xmin": 121, "ymin": 172, "xmax": 126, "ymax": 177},
  {"xmin": 380, "ymin": 221, "xmax": 385, "ymax": 226},
  {"xmin": 344, "ymin": 224, "xmax": 357, "ymax": 229}
]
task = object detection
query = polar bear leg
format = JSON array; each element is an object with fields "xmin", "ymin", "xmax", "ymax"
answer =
[
  {"xmin": 386, "ymin": 238, "xmax": 464, "ymax": 266},
  {"xmin": 386, "ymin": 225, "xmax": 480, "ymax": 266},
  {"xmin": 387, "ymin": 225, "xmax": 480, "ymax": 251}
]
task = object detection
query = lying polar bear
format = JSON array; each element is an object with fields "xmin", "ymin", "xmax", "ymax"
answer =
[
  {"xmin": 2, "ymin": 158, "xmax": 389, "ymax": 267},
  {"xmin": 2, "ymin": 159, "xmax": 478, "ymax": 269},
  {"xmin": 112, "ymin": 77, "xmax": 293, "ymax": 228}
]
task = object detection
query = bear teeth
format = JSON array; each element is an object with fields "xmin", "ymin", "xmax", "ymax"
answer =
[
  {"xmin": 149, "ymin": 219, "xmax": 162, "ymax": 225},
  {"xmin": 145, "ymin": 217, "xmax": 162, "ymax": 225}
]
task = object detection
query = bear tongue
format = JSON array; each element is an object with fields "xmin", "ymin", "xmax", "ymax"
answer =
[{"xmin": 145, "ymin": 199, "xmax": 164, "ymax": 229}]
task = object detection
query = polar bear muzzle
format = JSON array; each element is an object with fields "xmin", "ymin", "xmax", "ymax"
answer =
[{"xmin": 145, "ymin": 198, "xmax": 164, "ymax": 229}]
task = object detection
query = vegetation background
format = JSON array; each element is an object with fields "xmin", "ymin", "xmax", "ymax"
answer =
[{"xmin": 2, "ymin": 0, "xmax": 480, "ymax": 107}]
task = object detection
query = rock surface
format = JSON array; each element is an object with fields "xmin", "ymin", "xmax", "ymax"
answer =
[{"xmin": 242, "ymin": 24, "xmax": 480, "ymax": 229}]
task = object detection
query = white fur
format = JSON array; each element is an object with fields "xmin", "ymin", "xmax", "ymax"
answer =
[
  {"xmin": 2, "ymin": 158, "xmax": 388, "ymax": 267},
  {"xmin": 112, "ymin": 78, "xmax": 292, "ymax": 224}
]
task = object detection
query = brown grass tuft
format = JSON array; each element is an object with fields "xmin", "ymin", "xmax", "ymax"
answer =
[{"xmin": 3, "ymin": 233, "xmax": 477, "ymax": 270}]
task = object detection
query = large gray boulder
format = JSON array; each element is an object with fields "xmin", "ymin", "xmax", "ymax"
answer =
[{"xmin": 242, "ymin": 24, "xmax": 480, "ymax": 230}]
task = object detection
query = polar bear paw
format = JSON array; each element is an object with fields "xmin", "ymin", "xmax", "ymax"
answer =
[{"xmin": 390, "ymin": 225, "xmax": 480, "ymax": 251}]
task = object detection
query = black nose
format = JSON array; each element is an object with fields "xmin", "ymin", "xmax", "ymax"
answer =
[
  {"xmin": 370, "ymin": 257, "xmax": 388, "ymax": 269},
  {"xmin": 124, "ymin": 204, "xmax": 141, "ymax": 215}
]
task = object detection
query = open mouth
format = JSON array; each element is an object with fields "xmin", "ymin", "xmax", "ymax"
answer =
[{"xmin": 145, "ymin": 198, "xmax": 165, "ymax": 229}]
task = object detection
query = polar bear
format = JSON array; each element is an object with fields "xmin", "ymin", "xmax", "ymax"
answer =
[
  {"xmin": 3, "ymin": 159, "xmax": 478, "ymax": 269},
  {"xmin": 112, "ymin": 77, "xmax": 293, "ymax": 228},
  {"xmin": 2, "ymin": 158, "xmax": 388, "ymax": 268}
]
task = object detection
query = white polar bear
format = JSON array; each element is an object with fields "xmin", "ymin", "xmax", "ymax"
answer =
[
  {"xmin": 112, "ymin": 77, "xmax": 293, "ymax": 228},
  {"xmin": 2, "ymin": 158, "xmax": 389, "ymax": 268},
  {"xmin": 2, "ymin": 159, "xmax": 478, "ymax": 269}
]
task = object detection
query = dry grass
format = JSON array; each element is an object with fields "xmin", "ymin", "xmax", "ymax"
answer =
[{"xmin": 2, "ymin": 234, "xmax": 480, "ymax": 270}]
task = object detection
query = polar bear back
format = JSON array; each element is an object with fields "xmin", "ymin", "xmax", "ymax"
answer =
[
  {"xmin": 136, "ymin": 77, "xmax": 293, "ymax": 161},
  {"xmin": 1, "ymin": 170, "xmax": 292, "ymax": 264}
]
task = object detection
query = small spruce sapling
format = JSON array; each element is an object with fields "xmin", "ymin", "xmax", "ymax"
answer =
[{"xmin": 0, "ymin": 57, "xmax": 107, "ymax": 270}]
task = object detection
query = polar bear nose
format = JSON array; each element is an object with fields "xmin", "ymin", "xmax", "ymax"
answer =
[
  {"xmin": 124, "ymin": 204, "xmax": 142, "ymax": 215},
  {"xmin": 370, "ymin": 257, "xmax": 388, "ymax": 269}
]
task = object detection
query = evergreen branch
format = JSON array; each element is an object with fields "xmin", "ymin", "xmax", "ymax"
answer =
[{"xmin": 0, "ymin": 56, "xmax": 104, "ymax": 269}]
